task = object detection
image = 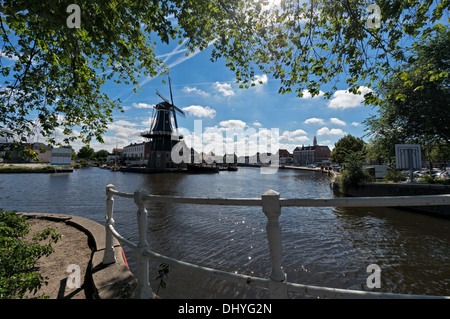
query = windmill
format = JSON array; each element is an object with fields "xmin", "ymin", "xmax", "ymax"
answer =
[
  {"xmin": 141, "ymin": 77, "xmax": 186, "ymax": 170},
  {"xmin": 155, "ymin": 77, "xmax": 185, "ymax": 134}
]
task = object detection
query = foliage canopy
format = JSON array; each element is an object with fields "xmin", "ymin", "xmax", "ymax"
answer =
[
  {"xmin": 330, "ymin": 134, "xmax": 366, "ymax": 164},
  {"xmin": 1, "ymin": 0, "xmax": 448, "ymax": 144},
  {"xmin": 364, "ymin": 28, "xmax": 450, "ymax": 146}
]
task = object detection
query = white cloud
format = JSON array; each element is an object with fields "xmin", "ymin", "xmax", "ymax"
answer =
[
  {"xmin": 132, "ymin": 102, "xmax": 155, "ymax": 109},
  {"xmin": 111, "ymin": 120, "xmax": 138, "ymax": 127},
  {"xmin": 290, "ymin": 129, "xmax": 308, "ymax": 137},
  {"xmin": 214, "ymin": 82, "xmax": 235, "ymax": 97},
  {"xmin": 351, "ymin": 122, "xmax": 361, "ymax": 126},
  {"xmin": 182, "ymin": 105, "xmax": 216, "ymax": 118},
  {"xmin": 181, "ymin": 124, "xmax": 285, "ymax": 157},
  {"xmin": 252, "ymin": 121, "xmax": 262, "ymax": 127},
  {"xmin": 141, "ymin": 117, "xmax": 154, "ymax": 127},
  {"xmin": 107, "ymin": 120, "xmax": 141, "ymax": 140},
  {"xmin": 24, "ymin": 115, "xmax": 145, "ymax": 153},
  {"xmin": 327, "ymin": 86, "xmax": 372, "ymax": 109},
  {"xmin": 75, "ymin": 119, "xmax": 148, "ymax": 153},
  {"xmin": 301, "ymin": 89, "xmax": 325, "ymax": 99},
  {"xmin": 304, "ymin": 117, "xmax": 325, "ymax": 125},
  {"xmin": 280, "ymin": 129, "xmax": 308, "ymax": 143},
  {"xmin": 219, "ymin": 119, "xmax": 247, "ymax": 129},
  {"xmin": 329, "ymin": 118, "xmax": 346, "ymax": 126},
  {"xmin": 0, "ymin": 50, "xmax": 19, "ymax": 61},
  {"xmin": 316, "ymin": 127, "xmax": 347, "ymax": 136},
  {"xmin": 252, "ymin": 74, "xmax": 269, "ymax": 85},
  {"xmin": 183, "ymin": 86, "xmax": 210, "ymax": 97}
]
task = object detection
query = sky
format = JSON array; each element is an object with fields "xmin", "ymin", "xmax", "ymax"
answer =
[{"xmin": 85, "ymin": 34, "xmax": 376, "ymax": 156}]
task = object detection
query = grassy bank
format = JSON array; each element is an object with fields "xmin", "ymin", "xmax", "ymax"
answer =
[{"xmin": 0, "ymin": 164, "xmax": 73, "ymax": 173}]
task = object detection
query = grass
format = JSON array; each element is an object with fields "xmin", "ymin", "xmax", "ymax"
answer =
[{"xmin": 0, "ymin": 164, "xmax": 72, "ymax": 172}]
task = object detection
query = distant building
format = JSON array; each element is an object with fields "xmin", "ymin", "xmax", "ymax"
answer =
[
  {"xmin": 32, "ymin": 142, "xmax": 52, "ymax": 162},
  {"xmin": 277, "ymin": 149, "xmax": 293, "ymax": 165},
  {"xmin": 0, "ymin": 142, "xmax": 52, "ymax": 163},
  {"xmin": 121, "ymin": 142, "xmax": 150, "ymax": 166},
  {"xmin": 107, "ymin": 148, "xmax": 123, "ymax": 164},
  {"xmin": 293, "ymin": 136, "xmax": 331, "ymax": 166}
]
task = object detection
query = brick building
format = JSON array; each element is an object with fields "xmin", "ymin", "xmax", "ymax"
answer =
[
  {"xmin": 277, "ymin": 149, "xmax": 293, "ymax": 165},
  {"xmin": 293, "ymin": 136, "xmax": 331, "ymax": 166}
]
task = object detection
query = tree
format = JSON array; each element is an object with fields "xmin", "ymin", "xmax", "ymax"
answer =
[
  {"xmin": 364, "ymin": 28, "xmax": 450, "ymax": 168},
  {"xmin": 338, "ymin": 152, "xmax": 373, "ymax": 191},
  {"xmin": 430, "ymin": 143, "xmax": 450, "ymax": 167},
  {"xmin": 207, "ymin": 0, "xmax": 449, "ymax": 98},
  {"xmin": 94, "ymin": 149, "xmax": 109, "ymax": 161},
  {"xmin": 364, "ymin": 137, "xmax": 395, "ymax": 165},
  {"xmin": 330, "ymin": 134, "xmax": 366, "ymax": 164},
  {"xmin": 76, "ymin": 145, "xmax": 94, "ymax": 159},
  {"xmin": 1, "ymin": 0, "xmax": 181, "ymax": 145},
  {"xmin": 365, "ymin": 28, "xmax": 450, "ymax": 142},
  {"xmin": 1, "ymin": 1, "xmax": 447, "ymax": 145}
]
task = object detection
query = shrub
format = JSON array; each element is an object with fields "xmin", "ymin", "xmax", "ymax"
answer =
[
  {"xmin": 0, "ymin": 211, "xmax": 61, "ymax": 298},
  {"xmin": 384, "ymin": 169, "xmax": 407, "ymax": 182},
  {"xmin": 419, "ymin": 174, "xmax": 450, "ymax": 185},
  {"xmin": 338, "ymin": 152, "xmax": 373, "ymax": 191}
]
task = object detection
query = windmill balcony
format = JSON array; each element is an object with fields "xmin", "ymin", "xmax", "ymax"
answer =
[{"xmin": 140, "ymin": 130, "xmax": 175, "ymax": 137}]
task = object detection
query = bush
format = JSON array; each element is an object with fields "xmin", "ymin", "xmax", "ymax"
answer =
[
  {"xmin": 384, "ymin": 169, "xmax": 407, "ymax": 182},
  {"xmin": 0, "ymin": 211, "xmax": 61, "ymax": 298},
  {"xmin": 419, "ymin": 174, "xmax": 450, "ymax": 185},
  {"xmin": 338, "ymin": 152, "xmax": 373, "ymax": 191}
]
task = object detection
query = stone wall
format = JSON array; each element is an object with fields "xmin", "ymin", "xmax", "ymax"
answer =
[{"xmin": 331, "ymin": 182, "xmax": 450, "ymax": 218}]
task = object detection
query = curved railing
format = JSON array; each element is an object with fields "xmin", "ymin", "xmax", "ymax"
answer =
[{"xmin": 102, "ymin": 184, "xmax": 450, "ymax": 299}]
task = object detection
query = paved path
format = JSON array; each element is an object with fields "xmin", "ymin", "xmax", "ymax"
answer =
[{"xmin": 22, "ymin": 213, "xmax": 136, "ymax": 299}]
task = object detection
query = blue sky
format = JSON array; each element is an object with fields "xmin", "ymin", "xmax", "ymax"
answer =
[{"xmin": 91, "ymin": 35, "xmax": 375, "ymax": 155}]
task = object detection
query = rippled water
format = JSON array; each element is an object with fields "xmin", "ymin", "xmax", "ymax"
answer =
[{"xmin": 1, "ymin": 167, "xmax": 449, "ymax": 298}]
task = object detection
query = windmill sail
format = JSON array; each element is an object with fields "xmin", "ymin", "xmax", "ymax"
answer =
[{"xmin": 154, "ymin": 78, "xmax": 185, "ymax": 131}]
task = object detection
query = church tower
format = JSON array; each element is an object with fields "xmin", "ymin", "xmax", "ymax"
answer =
[{"xmin": 313, "ymin": 135, "xmax": 317, "ymax": 147}]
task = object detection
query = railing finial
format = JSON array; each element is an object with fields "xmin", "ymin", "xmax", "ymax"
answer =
[
  {"xmin": 103, "ymin": 184, "xmax": 116, "ymax": 265},
  {"xmin": 262, "ymin": 189, "xmax": 287, "ymax": 298},
  {"xmin": 134, "ymin": 188, "xmax": 153, "ymax": 299}
]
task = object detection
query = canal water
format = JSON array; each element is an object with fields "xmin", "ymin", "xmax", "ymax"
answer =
[{"xmin": 0, "ymin": 167, "xmax": 449, "ymax": 298}]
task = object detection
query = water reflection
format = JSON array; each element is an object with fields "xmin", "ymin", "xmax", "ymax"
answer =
[
  {"xmin": 0, "ymin": 167, "xmax": 448, "ymax": 297},
  {"xmin": 332, "ymin": 206, "xmax": 450, "ymax": 295}
]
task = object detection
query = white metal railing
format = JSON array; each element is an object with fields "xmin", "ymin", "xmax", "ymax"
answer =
[{"xmin": 102, "ymin": 184, "xmax": 450, "ymax": 299}]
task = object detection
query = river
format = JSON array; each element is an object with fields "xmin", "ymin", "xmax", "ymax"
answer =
[{"xmin": 0, "ymin": 167, "xmax": 449, "ymax": 298}]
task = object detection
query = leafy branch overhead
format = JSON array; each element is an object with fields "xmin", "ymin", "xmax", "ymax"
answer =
[
  {"xmin": 364, "ymin": 28, "xmax": 450, "ymax": 145},
  {"xmin": 1, "ymin": 0, "xmax": 448, "ymax": 144}
]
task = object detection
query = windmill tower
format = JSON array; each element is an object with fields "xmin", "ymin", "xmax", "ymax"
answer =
[{"xmin": 141, "ymin": 77, "xmax": 185, "ymax": 170}]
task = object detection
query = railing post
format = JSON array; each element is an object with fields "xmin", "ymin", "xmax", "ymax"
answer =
[
  {"xmin": 262, "ymin": 189, "xmax": 287, "ymax": 299},
  {"xmin": 103, "ymin": 184, "xmax": 116, "ymax": 265},
  {"xmin": 134, "ymin": 189, "xmax": 153, "ymax": 299}
]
